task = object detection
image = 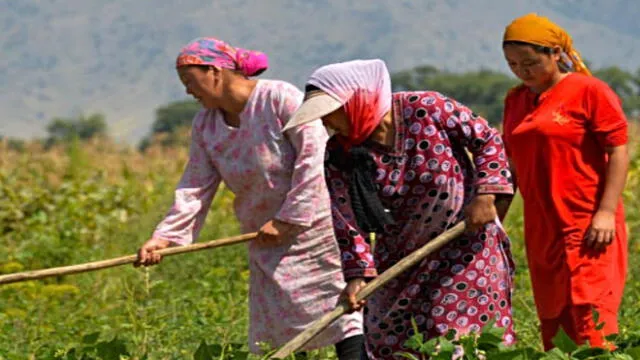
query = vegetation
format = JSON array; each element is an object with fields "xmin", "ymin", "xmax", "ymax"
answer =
[
  {"xmin": 45, "ymin": 113, "xmax": 108, "ymax": 149},
  {"xmin": 391, "ymin": 65, "xmax": 640, "ymax": 124},
  {"xmin": 0, "ymin": 64, "xmax": 639, "ymax": 359},
  {"xmin": 138, "ymin": 101, "xmax": 201, "ymax": 151}
]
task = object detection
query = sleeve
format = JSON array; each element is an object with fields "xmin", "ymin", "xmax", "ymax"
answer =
[
  {"xmin": 275, "ymin": 84, "xmax": 330, "ymax": 226},
  {"xmin": 324, "ymin": 141, "xmax": 378, "ymax": 280},
  {"xmin": 434, "ymin": 93, "xmax": 515, "ymax": 195},
  {"xmin": 586, "ymin": 80, "xmax": 628, "ymax": 148},
  {"xmin": 152, "ymin": 111, "xmax": 222, "ymax": 245}
]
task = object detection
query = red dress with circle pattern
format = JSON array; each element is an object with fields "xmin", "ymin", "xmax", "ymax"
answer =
[{"xmin": 325, "ymin": 91, "xmax": 516, "ymax": 359}]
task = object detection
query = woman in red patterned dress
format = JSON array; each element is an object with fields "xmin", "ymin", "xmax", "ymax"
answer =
[{"xmin": 282, "ymin": 59, "xmax": 516, "ymax": 359}]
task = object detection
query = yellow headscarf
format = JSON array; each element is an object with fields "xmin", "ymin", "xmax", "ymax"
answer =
[{"xmin": 503, "ymin": 13, "xmax": 592, "ymax": 76}]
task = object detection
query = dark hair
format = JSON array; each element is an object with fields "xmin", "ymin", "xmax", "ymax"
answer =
[
  {"xmin": 305, "ymin": 84, "xmax": 321, "ymax": 92},
  {"xmin": 184, "ymin": 65, "xmax": 251, "ymax": 78},
  {"xmin": 502, "ymin": 40, "xmax": 571, "ymax": 72},
  {"xmin": 182, "ymin": 64, "xmax": 211, "ymax": 71},
  {"xmin": 502, "ymin": 40, "xmax": 553, "ymax": 54}
]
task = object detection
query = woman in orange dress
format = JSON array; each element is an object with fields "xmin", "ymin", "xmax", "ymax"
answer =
[{"xmin": 500, "ymin": 13, "xmax": 629, "ymax": 350}]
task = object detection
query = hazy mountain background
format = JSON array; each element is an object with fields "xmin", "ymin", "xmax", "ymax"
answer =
[{"xmin": 2, "ymin": 0, "xmax": 639, "ymax": 143}]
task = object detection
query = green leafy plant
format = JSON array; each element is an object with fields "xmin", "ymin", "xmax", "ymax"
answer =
[{"xmin": 395, "ymin": 315, "xmax": 640, "ymax": 360}]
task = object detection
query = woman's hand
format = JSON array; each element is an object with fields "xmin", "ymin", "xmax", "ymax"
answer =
[
  {"xmin": 341, "ymin": 278, "xmax": 367, "ymax": 312},
  {"xmin": 464, "ymin": 194, "xmax": 497, "ymax": 232},
  {"xmin": 256, "ymin": 219, "xmax": 297, "ymax": 247},
  {"xmin": 134, "ymin": 238, "xmax": 172, "ymax": 267},
  {"xmin": 585, "ymin": 210, "xmax": 616, "ymax": 250}
]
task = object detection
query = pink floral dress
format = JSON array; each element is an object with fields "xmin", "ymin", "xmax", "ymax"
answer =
[{"xmin": 152, "ymin": 80, "xmax": 363, "ymax": 353}]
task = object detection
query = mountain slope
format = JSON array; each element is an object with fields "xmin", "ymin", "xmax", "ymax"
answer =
[{"xmin": 1, "ymin": 0, "xmax": 639, "ymax": 142}]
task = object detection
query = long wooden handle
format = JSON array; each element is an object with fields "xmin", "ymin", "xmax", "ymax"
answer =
[
  {"xmin": 0, "ymin": 232, "xmax": 258, "ymax": 286},
  {"xmin": 270, "ymin": 222, "xmax": 466, "ymax": 359}
]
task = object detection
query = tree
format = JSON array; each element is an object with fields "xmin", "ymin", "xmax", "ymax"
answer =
[
  {"xmin": 391, "ymin": 64, "xmax": 640, "ymax": 123},
  {"xmin": 76, "ymin": 113, "xmax": 107, "ymax": 140},
  {"xmin": 152, "ymin": 100, "xmax": 201, "ymax": 134},
  {"xmin": 45, "ymin": 113, "xmax": 107, "ymax": 148},
  {"xmin": 594, "ymin": 66, "xmax": 640, "ymax": 116},
  {"xmin": 0, "ymin": 135, "xmax": 26, "ymax": 152},
  {"xmin": 46, "ymin": 118, "xmax": 75, "ymax": 141},
  {"xmin": 594, "ymin": 66, "xmax": 635, "ymax": 98},
  {"xmin": 139, "ymin": 99, "xmax": 201, "ymax": 151}
]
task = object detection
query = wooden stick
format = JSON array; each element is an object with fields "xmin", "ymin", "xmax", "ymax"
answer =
[
  {"xmin": 270, "ymin": 222, "xmax": 466, "ymax": 359},
  {"xmin": 0, "ymin": 232, "xmax": 258, "ymax": 286}
]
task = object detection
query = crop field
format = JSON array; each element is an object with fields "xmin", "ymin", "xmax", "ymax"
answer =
[{"xmin": 1, "ymin": 134, "xmax": 639, "ymax": 359}]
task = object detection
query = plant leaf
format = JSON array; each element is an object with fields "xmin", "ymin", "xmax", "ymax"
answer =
[
  {"xmin": 551, "ymin": 328, "xmax": 578, "ymax": 354},
  {"xmin": 393, "ymin": 352, "xmax": 421, "ymax": 360},
  {"xmin": 81, "ymin": 332, "xmax": 100, "ymax": 345}
]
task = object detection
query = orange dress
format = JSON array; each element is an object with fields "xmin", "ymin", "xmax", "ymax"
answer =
[{"xmin": 502, "ymin": 73, "xmax": 628, "ymax": 338}]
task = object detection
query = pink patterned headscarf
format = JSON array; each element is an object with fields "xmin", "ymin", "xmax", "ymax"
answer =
[
  {"xmin": 176, "ymin": 37, "xmax": 269, "ymax": 77},
  {"xmin": 307, "ymin": 59, "xmax": 392, "ymax": 147}
]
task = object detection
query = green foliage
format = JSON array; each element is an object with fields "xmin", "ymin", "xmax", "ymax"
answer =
[
  {"xmin": 396, "ymin": 317, "xmax": 640, "ymax": 360},
  {"xmin": 139, "ymin": 100, "xmax": 201, "ymax": 151},
  {"xmin": 0, "ymin": 136, "xmax": 26, "ymax": 152},
  {"xmin": 391, "ymin": 64, "xmax": 640, "ymax": 125},
  {"xmin": 0, "ymin": 142, "xmax": 150, "ymax": 270},
  {"xmin": 153, "ymin": 100, "xmax": 201, "ymax": 134},
  {"xmin": 593, "ymin": 67, "xmax": 640, "ymax": 116},
  {"xmin": 45, "ymin": 113, "xmax": 108, "ymax": 148},
  {"xmin": 0, "ymin": 141, "xmax": 251, "ymax": 359},
  {"xmin": 35, "ymin": 334, "xmax": 131, "ymax": 360}
]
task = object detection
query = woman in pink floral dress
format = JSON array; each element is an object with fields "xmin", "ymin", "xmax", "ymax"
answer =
[
  {"xmin": 283, "ymin": 59, "xmax": 516, "ymax": 359},
  {"xmin": 134, "ymin": 37, "xmax": 363, "ymax": 358}
]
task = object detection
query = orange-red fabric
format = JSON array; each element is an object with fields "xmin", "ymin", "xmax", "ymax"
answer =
[
  {"xmin": 540, "ymin": 305, "xmax": 618, "ymax": 351},
  {"xmin": 339, "ymin": 88, "xmax": 383, "ymax": 150},
  {"xmin": 502, "ymin": 73, "xmax": 628, "ymax": 325}
]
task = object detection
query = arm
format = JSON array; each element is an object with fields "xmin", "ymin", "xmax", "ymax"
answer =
[
  {"xmin": 599, "ymin": 146, "xmax": 628, "ymax": 213},
  {"xmin": 278, "ymin": 85, "xmax": 329, "ymax": 227},
  {"xmin": 255, "ymin": 85, "xmax": 329, "ymax": 246},
  {"xmin": 495, "ymin": 158, "xmax": 518, "ymax": 221},
  {"xmin": 324, "ymin": 142, "xmax": 378, "ymax": 281},
  {"xmin": 151, "ymin": 112, "xmax": 222, "ymax": 246},
  {"xmin": 585, "ymin": 81, "xmax": 629, "ymax": 249},
  {"xmin": 434, "ymin": 94, "xmax": 515, "ymax": 229}
]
